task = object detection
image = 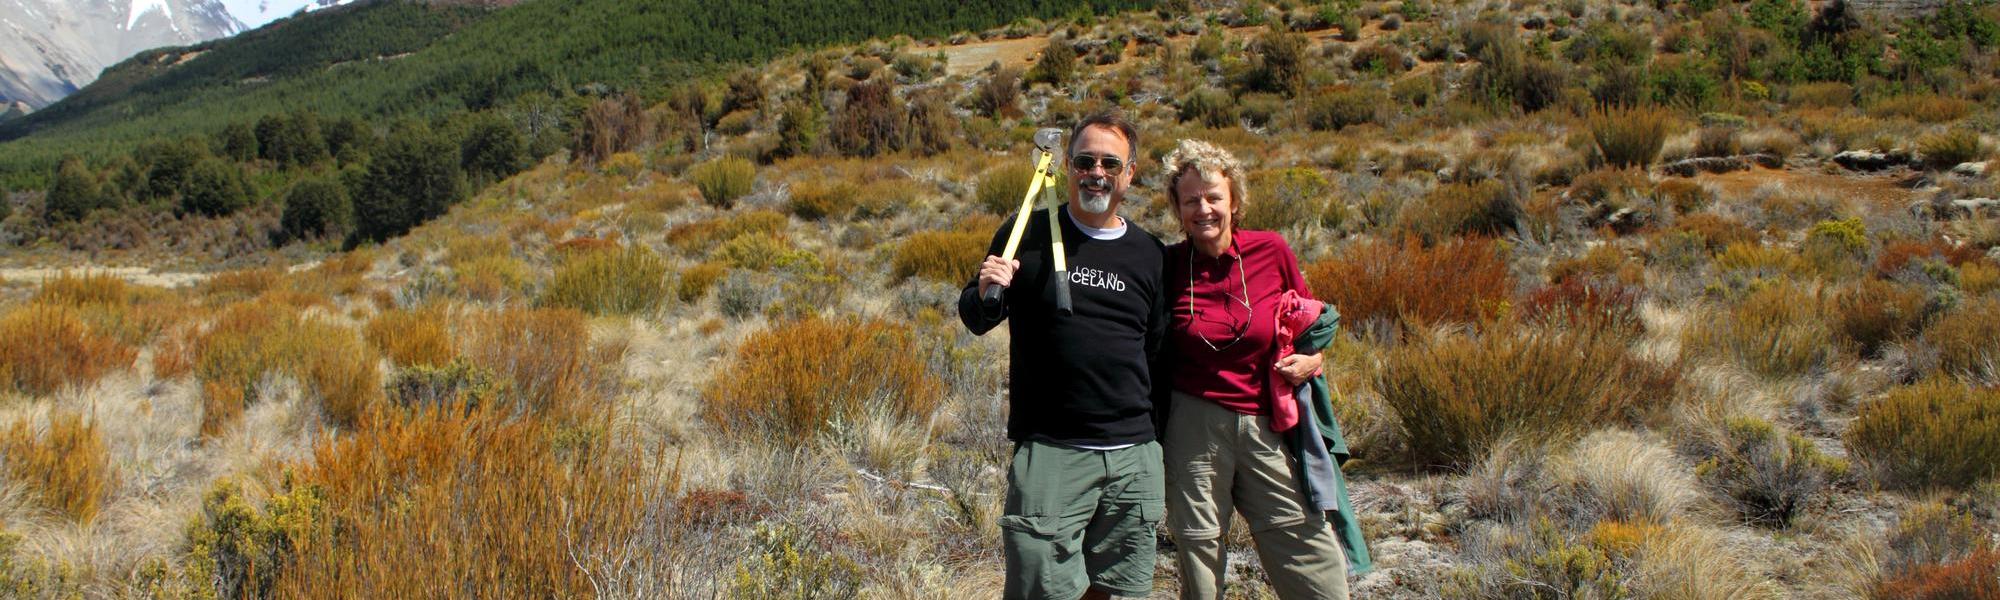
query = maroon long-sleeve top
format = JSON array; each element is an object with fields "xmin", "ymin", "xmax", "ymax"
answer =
[{"xmin": 1166, "ymin": 230, "xmax": 1314, "ymax": 416}]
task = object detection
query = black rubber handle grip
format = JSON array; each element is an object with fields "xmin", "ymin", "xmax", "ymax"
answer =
[
  {"xmin": 1053, "ymin": 270, "xmax": 1073, "ymax": 316},
  {"xmin": 981, "ymin": 283, "xmax": 1004, "ymax": 312}
]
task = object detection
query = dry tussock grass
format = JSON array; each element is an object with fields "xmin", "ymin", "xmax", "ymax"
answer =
[
  {"xmin": 702, "ymin": 317, "xmax": 941, "ymax": 444},
  {"xmin": 0, "ymin": 413, "xmax": 114, "ymax": 524},
  {"xmin": 1629, "ymin": 526, "xmax": 1784, "ymax": 599},
  {"xmin": 1554, "ymin": 429, "xmax": 1700, "ymax": 524},
  {"xmin": 1924, "ymin": 297, "xmax": 2000, "ymax": 383}
]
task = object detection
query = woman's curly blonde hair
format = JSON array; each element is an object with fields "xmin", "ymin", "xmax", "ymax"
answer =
[{"xmin": 1161, "ymin": 139, "xmax": 1249, "ymax": 229}]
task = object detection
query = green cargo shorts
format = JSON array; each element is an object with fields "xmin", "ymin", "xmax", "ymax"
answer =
[{"xmin": 1001, "ymin": 440, "xmax": 1165, "ymax": 600}]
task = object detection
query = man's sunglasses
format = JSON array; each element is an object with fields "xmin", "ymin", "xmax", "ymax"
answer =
[{"xmin": 1069, "ymin": 154, "xmax": 1126, "ymax": 175}]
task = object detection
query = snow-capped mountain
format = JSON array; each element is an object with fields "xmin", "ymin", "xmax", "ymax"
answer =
[
  {"xmin": 221, "ymin": 0, "xmax": 355, "ymax": 29},
  {"xmin": 0, "ymin": 0, "xmax": 244, "ymax": 110}
]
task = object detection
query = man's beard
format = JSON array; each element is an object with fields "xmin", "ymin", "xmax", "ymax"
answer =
[{"xmin": 1077, "ymin": 176, "xmax": 1113, "ymax": 213}]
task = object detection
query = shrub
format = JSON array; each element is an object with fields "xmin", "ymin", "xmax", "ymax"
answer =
[
  {"xmin": 906, "ymin": 88, "xmax": 957, "ymax": 157},
  {"xmin": 1178, "ymin": 87, "xmax": 1238, "ymax": 128},
  {"xmin": 1847, "ymin": 380, "xmax": 2000, "ymax": 490},
  {"xmin": 574, "ymin": 93, "xmax": 654, "ymax": 165},
  {"xmin": 538, "ymin": 245, "xmax": 671, "ymax": 315},
  {"xmin": 1351, "ymin": 44, "xmax": 1408, "ymax": 74},
  {"xmin": 280, "ymin": 177, "xmax": 353, "ymax": 242},
  {"xmin": 702, "ymin": 317, "xmax": 941, "ymax": 443},
  {"xmin": 183, "ymin": 302, "xmax": 382, "ymax": 433},
  {"xmin": 689, "ymin": 157, "xmax": 756, "ymax": 209},
  {"xmin": 1829, "ymin": 279, "xmax": 1929, "ymax": 357},
  {"xmin": 971, "ymin": 67, "xmax": 1024, "ymax": 119},
  {"xmin": 1877, "ymin": 549, "xmax": 2000, "ymax": 599},
  {"xmin": 1303, "ymin": 87, "xmax": 1385, "ymax": 131},
  {"xmin": 666, "ymin": 209, "xmax": 787, "ymax": 254},
  {"xmin": 1395, "ymin": 180, "xmax": 1518, "ymax": 243},
  {"xmin": 1304, "ymin": 237, "xmax": 1513, "ymax": 329},
  {"xmin": 1926, "ymin": 298, "xmax": 2000, "ymax": 383},
  {"xmin": 0, "ymin": 303, "xmax": 135, "ymax": 395},
  {"xmin": 1683, "ymin": 283, "xmax": 1836, "ymax": 378},
  {"xmin": 352, "ymin": 125, "xmax": 469, "ymax": 242},
  {"xmin": 216, "ymin": 405, "xmax": 655, "ymax": 598},
  {"xmin": 831, "ymin": 78, "xmax": 908, "ymax": 157},
  {"xmin": 1592, "ymin": 107, "xmax": 1672, "ymax": 169},
  {"xmin": 43, "ymin": 156, "xmax": 108, "ymax": 223},
  {"xmin": 0, "ymin": 413, "xmax": 113, "ymax": 522},
  {"xmin": 716, "ymin": 271, "xmax": 778, "ymax": 320},
  {"xmin": 1025, "ymin": 37, "xmax": 1079, "ymax": 87},
  {"xmin": 1242, "ymin": 167, "xmax": 1333, "ymax": 234},
  {"xmin": 1379, "ymin": 321, "xmax": 1670, "ymax": 467},
  {"xmin": 716, "ymin": 234, "xmax": 819, "ymax": 273},
  {"xmin": 676, "ymin": 261, "xmax": 729, "ymax": 304},
  {"xmin": 976, "ymin": 162, "xmax": 1038, "ymax": 215},
  {"xmin": 1694, "ymin": 127, "xmax": 1742, "ymax": 158},
  {"xmin": 1695, "ymin": 417, "xmax": 1846, "ymax": 527},
  {"xmin": 383, "ymin": 360, "xmax": 498, "ymax": 412},
  {"xmin": 787, "ymin": 180, "xmax": 859, "ymax": 221},
  {"xmin": 1871, "ymin": 94, "xmax": 1976, "ymax": 123},
  {"xmin": 462, "ymin": 307, "xmax": 622, "ymax": 418},
  {"xmin": 891, "ymin": 230, "xmax": 988, "ymax": 285},
  {"xmin": 179, "ymin": 158, "xmax": 251, "ymax": 217},
  {"xmin": 1917, "ymin": 129, "xmax": 1985, "ymax": 171},
  {"xmin": 1253, "ymin": 29, "xmax": 1309, "ymax": 96},
  {"xmin": 773, "ymin": 100, "xmax": 827, "ymax": 159},
  {"xmin": 1668, "ymin": 213, "xmax": 1760, "ymax": 253},
  {"xmin": 731, "ymin": 523, "xmax": 865, "ymax": 598},
  {"xmin": 1802, "ymin": 217, "xmax": 1871, "ymax": 276},
  {"xmin": 1874, "ymin": 503, "xmax": 2000, "ymax": 599},
  {"xmin": 364, "ymin": 306, "xmax": 456, "ymax": 368},
  {"xmin": 459, "ymin": 113, "xmax": 530, "ymax": 184}
]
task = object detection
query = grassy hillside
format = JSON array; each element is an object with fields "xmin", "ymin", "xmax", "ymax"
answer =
[
  {"xmin": 0, "ymin": 0, "xmax": 1147, "ymax": 185},
  {"xmin": 0, "ymin": 0, "xmax": 1998, "ymax": 597}
]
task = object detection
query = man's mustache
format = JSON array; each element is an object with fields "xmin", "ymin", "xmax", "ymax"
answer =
[{"xmin": 1079, "ymin": 175, "xmax": 1110, "ymax": 189}]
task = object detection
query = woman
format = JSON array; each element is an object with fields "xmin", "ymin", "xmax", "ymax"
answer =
[{"xmin": 1159, "ymin": 139, "xmax": 1369, "ymax": 599}]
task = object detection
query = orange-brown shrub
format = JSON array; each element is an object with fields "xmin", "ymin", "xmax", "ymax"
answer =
[
  {"xmin": 1519, "ymin": 278, "xmax": 1644, "ymax": 334},
  {"xmin": 32, "ymin": 272, "xmax": 130, "ymax": 306},
  {"xmin": 788, "ymin": 179, "xmax": 860, "ymax": 221},
  {"xmin": 665, "ymin": 209, "xmax": 787, "ymax": 255},
  {"xmin": 677, "ymin": 261, "xmax": 730, "ymax": 303},
  {"xmin": 1875, "ymin": 549, "xmax": 2000, "ymax": 600},
  {"xmin": 181, "ymin": 407, "xmax": 657, "ymax": 598},
  {"xmin": 1668, "ymin": 213, "xmax": 1759, "ymax": 253},
  {"xmin": 1926, "ymin": 297, "xmax": 2000, "ymax": 382},
  {"xmin": 0, "ymin": 413, "xmax": 114, "ymax": 522},
  {"xmin": 365, "ymin": 306, "xmax": 457, "ymax": 368},
  {"xmin": 0, "ymin": 303, "xmax": 137, "ymax": 395},
  {"xmin": 1305, "ymin": 237, "xmax": 1513, "ymax": 329},
  {"xmin": 199, "ymin": 267, "xmax": 284, "ymax": 302},
  {"xmin": 702, "ymin": 317, "xmax": 941, "ymax": 444},
  {"xmin": 1377, "ymin": 320, "xmax": 1675, "ymax": 467},
  {"xmin": 184, "ymin": 301, "xmax": 382, "ymax": 433},
  {"xmin": 462, "ymin": 307, "xmax": 624, "ymax": 418},
  {"xmin": 1394, "ymin": 180, "xmax": 1518, "ymax": 243},
  {"xmin": 890, "ymin": 230, "xmax": 988, "ymax": 285},
  {"xmin": 1847, "ymin": 380, "xmax": 2000, "ymax": 491},
  {"xmin": 1829, "ymin": 278, "xmax": 1929, "ymax": 357},
  {"xmin": 1877, "ymin": 239, "xmax": 1985, "ymax": 278},
  {"xmin": 1869, "ymin": 94, "xmax": 1976, "ymax": 123}
]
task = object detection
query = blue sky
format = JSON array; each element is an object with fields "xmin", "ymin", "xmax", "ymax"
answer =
[{"xmin": 217, "ymin": 0, "xmax": 320, "ymax": 29}]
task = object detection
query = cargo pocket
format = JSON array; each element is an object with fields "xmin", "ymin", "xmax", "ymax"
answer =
[{"xmin": 1000, "ymin": 513, "xmax": 1079, "ymax": 598}]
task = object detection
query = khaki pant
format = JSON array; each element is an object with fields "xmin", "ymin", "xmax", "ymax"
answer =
[{"xmin": 1164, "ymin": 391, "xmax": 1349, "ymax": 600}]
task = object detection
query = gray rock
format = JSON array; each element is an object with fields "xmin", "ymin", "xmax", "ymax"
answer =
[
  {"xmin": 1952, "ymin": 161, "xmax": 1990, "ymax": 177},
  {"xmin": 1833, "ymin": 150, "xmax": 1905, "ymax": 171}
]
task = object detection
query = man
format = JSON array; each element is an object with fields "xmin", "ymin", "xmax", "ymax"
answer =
[{"xmin": 958, "ymin": 111, "xmax": 1169, "ymax": 600}]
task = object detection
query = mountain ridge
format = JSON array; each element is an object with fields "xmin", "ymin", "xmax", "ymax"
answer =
[{"xmin": 0, "ymin": 0, "xmax": 243, "ymax": 110}]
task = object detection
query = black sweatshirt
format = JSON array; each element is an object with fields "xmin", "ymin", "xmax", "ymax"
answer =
[{"xmin": 957, "ymin": 206, "xmax": 1169, "ymax": 447}]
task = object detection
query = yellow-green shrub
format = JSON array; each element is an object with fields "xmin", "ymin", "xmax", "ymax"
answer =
[
  {"xmin": 1927, "ymin": 297, "xmax": 2000, "ymax": 382},
  {"xmin": 0, "ymin": 413, "xmax": 113, "ymax": 522},
  {"xmin": 1684, "ymin": 283, "xmax": 1836, "ymax": 378},
  {"xmin": 1592, "ymin": 106, "xmax": 1672, "ymax": 169},
  {"xmin": 0, "ymin": 303, "xmax": 137, "ymax": 395},
  {"xmin": 975, "ymin": 159, "xmax": 1038, "ymax": 216},
  {"xmin": 665, "ymin": 209, "xmax": 787, "ymax": 254},
  {"xmin": 538, "ymin": 245, "xmax": 671, "ymax": 315},
  {"xmin": 1378, "ymin": 321, "xmax": 1674, "ymax": 467},
  {"xmin": 890, "ymin": 230, "xmax": 988, "ymax": 285},
  {"xmin": 715, "ymin": 235, "xmax": 819, "ymax": 273},
  {"xmin": 689, "ymin": 157, "xmax": 756, "ymax": 209},
  {"xmin": 1242, "ymin": 167, "xmax": 1335, "ymax": 234},
  {"xmin": 702, "ymin": 317, "xmax": 941, "ymax": 444},
  {"xmin": 1847, "ymin": 380, "xmax": 2000, "ymax": 491}
]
